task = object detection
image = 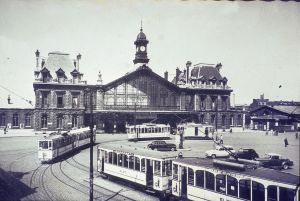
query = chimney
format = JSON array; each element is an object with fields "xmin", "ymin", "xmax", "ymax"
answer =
[
  {"xmin": 183, "ymin": 69, "xmax": 186, "ymax": 83},
  {"xmin": 35, "ymin": 49, "xmax": 40, "ymax": 70},
  {"xmin": 186, "ymin": 61, "xmax": 192, "ymax": 84},
  {"xmin": 164, "ymin": 71, "xmax": 168, "ymax": 81},
  {"xmin": 175, "ymin": 68, "xmax": 180, "ymax": 85}
]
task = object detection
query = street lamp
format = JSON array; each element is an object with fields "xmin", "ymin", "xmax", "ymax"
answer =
[{"xmin": 84, "ymin": 87, "xmax": 94, "ymax": 201}]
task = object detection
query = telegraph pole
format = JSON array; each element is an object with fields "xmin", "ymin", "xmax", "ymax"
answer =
[{"xmin": 86, "ymin": 88, "xmax": 94, "ymax": 201}]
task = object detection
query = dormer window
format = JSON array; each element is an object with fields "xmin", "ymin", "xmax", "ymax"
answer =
[
  {"xmin": 56, "ymin": 68, "xmax": 67, "ymax": 83},
  {"xmin": 40, "ymin": 68, "xmax": 52, "ymax": 83}
]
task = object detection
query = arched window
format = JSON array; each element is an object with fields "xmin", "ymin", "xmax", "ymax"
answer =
[
  {"xmin": 239, "ymin": 179, "xmax": 251, "ymax": 200},
  {"xmin": 12, "ymin": 113, "xmax": 19, "ymax": 127},
  {"xmin": 41, "ymin": 114, "xmax": 48, "ymax": 129},
  {"xmin": 227, "ymin": 175, "xmax": 238, "ymax": 197},
  {"xmin": 0, "ymin": 113, "xmax": 6, "ymax": 126},
  {"xmin": 252, "ymin": 181, "xmax": 265, "ymax": 201},
  {"xmin": 205, "ymin": 171, "xmax": 215, "ymax": 191}
]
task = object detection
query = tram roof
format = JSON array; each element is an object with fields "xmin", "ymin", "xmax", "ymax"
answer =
[
  {"xmin": 126, "ymin": 123, "xmax": 170, "ymax": 128},
  {"xmin": 174, "ymin": 157, "xmax": 300, "ymax": 186},
  {"xmin": 39, "ymin": 127, "xmax": 90, "ymax": 141},
  {"xmin": 98, "ymin": 143, "xmax": 178, "ymax": 159}
]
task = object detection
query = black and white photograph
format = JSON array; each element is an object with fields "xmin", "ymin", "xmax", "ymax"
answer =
[{"xmin": 0, "ymin": 0, "xmax": 299, "ymax": 200}]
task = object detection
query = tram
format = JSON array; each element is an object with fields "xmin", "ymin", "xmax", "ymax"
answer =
[
  {"xmin": 97, "ymin": 143, "xmax": 178, "ymax": 197},
  {"xmin": 172, "ymin": 157, "xmax": 300, "ymax": 201},
  {"xmin": 38, "ymin": 127, "xmax": 96, "ymax": 163},
  {"xmin": 177, "ymin": 123, "xmax": 214, "ymax": 139},
  {"xmin": 126, "ymin": 123, "xmax": 171, "ymax": 141}
]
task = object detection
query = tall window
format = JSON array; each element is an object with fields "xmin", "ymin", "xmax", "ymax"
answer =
[
  {"xmin": 195, "ymin": 170, "xmax": 204, "ymax": 188},
  {"xmin": 205, "ymin": 171, "xmax": 215, "ymax": 191},
  {"xmin": 188, "ymin": 168, "xmax": 194, "ymax": 185},
  {"xmin": 12, "ymin": 113, "xmax": 19, "ymax": 127},
  {"xmin": 239, "ymin": 179, "xmax": 251, "ymax": 200},
  {"xmin": 227, "ymin": 175, "xmax": 238, "ymax": 197},
  {"xmin": 72, "ymin": 115, "xmax": 78, "ymax": 128},
  {"xmin": 72, "ymin": 96, "xmax": 78, "ymax": 108},
  {"xmin": 267, "ymin": 185, "xmax": 277, "ymax": 201},
  {"xmin": 200, "ymin": 115, "xmax": 205, "ymax": 124},
  {"xmin": 57, "ymin": 95, "xmax": 64, "ymax": 108},
  {"xmin": 210, "ymin": 115, "xmax": 215, "ymax": 125},
  {"xmin": 222, "ymin": 115, "xmax": 226, "ymax": 126},
  {"xmin": 41, "ymin": 114, "xmax": 47, "ymax": 128},
  {"xmin": 0, "ymin": 113, "xmax": 5, "ymax": 126},
  {"xmin": 41, "ymin": 92, "xmax": 48, "ymax": 108},
  {"xmin": 25, "ymin": 113, "xmax": 31, "ymax": 127},
  {"xmin": 216, "ymin": 174, "xmax": 226, "ymax": 194},
  {"xmin": 279, "ymin": 187, "xmax": 294, "ymax": 201},
  {"xmin": 56, "ymin": 115, "xmax": 63, "ymax": 129},
  {"xmin": 252, "ymin": 181, "xmax": 265, "ymax": 201}
]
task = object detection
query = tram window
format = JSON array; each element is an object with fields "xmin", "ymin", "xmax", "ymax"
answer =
[
  {"xmin": 152, "ymin": 127, "xmax": 155, "ymax": 133},
  {"xmin": 158, "ymin": 127, "xmax": 161, "ymax": 132},
  {"xmin": 112, "ymin": 152, "xmax": 117, "ymax": 165},
  {"xmin": 239, "ymin": 179, "xmax": 251, "ymax": 200},
  {"xmin": 165, "ymin": 160, "xmax": 172, "ymax": 176},
  {"xmin": 252, "ymin": 181, "xmax": 265, "ymax": 201},
  {"xmin": 108, "ymin": 152, "xmax": 113, "ymax": 164},
  {"xmin": 124, "ymin": 155, "xmax": 129, "ymax": 168},
  {"xmin": 141, "ymin": 128, "xmax": 144, "ymax": 133},
  {"xmin": 227, "ymin": 175, "xmax": 238, "ymax": 197},
  {"xmin": 173, "ymin": 164, "xmax": 178, "ymax": 180},
  {"xmin": 279, "ymin": 187, "xmax": 294, "ymax": 201},
  {"xmin": 129, "ymin": 156, "xmax": 134, "ymax": 169},
  {"xmin": 134, "ymin": 157, "xmax": 140, "ymax": 171},
  {"xmin": 154, "ymin": 161, "xmax": 161, "ymax": 176},
  {"xmin": 205, "ymin": 171, "xmax": 215, "ymax": 191},
  {"xmin": 195, "ymin": 170, "xmax": 204, "ymax": 188},
  {"xmin": 118, "ymin": 154, "xmax": 123, "ymax": 166},
  {"xmin": 267, "ymin": 185, "xmax": 277, "ymax": 201},
  {"xmin": 104, "ymin": 151, "xmax": 108, "ymax": 163},
  {"xmin": 141, "ymin": 158, "xmax": 145, "ymax": 172},
  {"xmin": 216, "ymin": 174, "xmax": 226, "ymax": 194},
  {"xmin": 39, "ymin": 141, "xmax": 48, "ymax": 149},
  {"xmin": 188, "ymin": 168, "xmax": 194, "ymax": 185}
]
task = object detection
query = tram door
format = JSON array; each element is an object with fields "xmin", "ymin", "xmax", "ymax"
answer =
[
  {"xmin": 146, "ymin": 159, "xmax": 153, "ymax": 186},
  {"xmin": 181, "ymin": 167, "xmax": 187, "ymax": 197}
]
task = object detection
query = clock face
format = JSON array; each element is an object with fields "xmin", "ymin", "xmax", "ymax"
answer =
[{"xmin": 140, "ymin": 46, "xmax": 146, "ymax": 51}]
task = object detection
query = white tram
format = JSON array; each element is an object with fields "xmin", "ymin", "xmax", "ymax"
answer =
[
  {"xmin": 126, "ymin": 123, "xmax": 171, "ymax": 141},
  {"xmin": 172, "ymin": 158, "xmax": 300, "ymax": 201},
  {"xmin": 97, "ymin": 144, "xmax": 178, "ymax": 197},
  {"xmin": 177, "ymin": 123, "xmax": 214, "ymax": 139},
  {"xmin": 38, "ymin": 127, "xmax": 96, "ymax": 163}
]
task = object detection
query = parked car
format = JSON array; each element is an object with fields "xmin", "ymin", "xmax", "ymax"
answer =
[
  {"xmin": 256, "ymin": 153, "xmax": 294, "ymax": 170},
  {"xmin": 205, "ymin": 145, "xmax": 235, "ymax": 158},
  {"xmin": 234, "ymin": 148, "xmax": 259, "ymax": 160},
  {"xmin": 147, "ymin": 140, "xmax": 177, "ymax": 151}
]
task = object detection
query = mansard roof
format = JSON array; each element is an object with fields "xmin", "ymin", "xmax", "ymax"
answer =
[
  {"xmin": 102, "ymin": 64, "xmax": 179, "ymax": 92},
  {"xmin": 43, "ymin": 52, "xmax": 74, "ymax": 77},
  {"xmin": 190, "ymin": 66, "xmax": 223, "ymax": 81}
]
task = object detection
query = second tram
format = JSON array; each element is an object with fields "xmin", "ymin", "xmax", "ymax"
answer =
[{"xmin": 126, "ymin": 123, "xmax": 171, "ymax": 141}]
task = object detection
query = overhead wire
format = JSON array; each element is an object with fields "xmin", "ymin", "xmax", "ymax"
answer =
[{"xmin": 0, "ymin": 84, "xmax": 33, "ymax": 106}]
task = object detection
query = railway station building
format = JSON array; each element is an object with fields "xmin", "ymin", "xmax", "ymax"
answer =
[{"xmin": 32, "ymin": 27, "xmax": 244, "ymax": 132}]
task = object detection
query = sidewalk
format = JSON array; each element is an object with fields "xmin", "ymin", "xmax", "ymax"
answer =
[
  {"xmin": 0, "ymin": 129, "xmax": 39, "ymax": 138},
  {"xmin": 84, "ymin": 176, "xmax": 158, "ymax": 201}
]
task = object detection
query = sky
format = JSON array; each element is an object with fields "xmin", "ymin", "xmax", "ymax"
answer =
[{"xmin": 0, "ymin": 0, "xmax": 299, "ymax": 108}]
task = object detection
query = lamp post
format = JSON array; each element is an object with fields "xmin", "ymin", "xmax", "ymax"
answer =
[{"xmin": 85, "ymin": 88, "xmax": 94, "ymax": 201}]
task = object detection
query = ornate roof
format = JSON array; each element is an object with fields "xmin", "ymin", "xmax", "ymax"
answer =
[{"xmin": 136, "ymin": 28, "xmax": 147, "ymax": 40}]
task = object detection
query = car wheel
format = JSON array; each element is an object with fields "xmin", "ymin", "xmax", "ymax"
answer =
[
  {"xmin": 211, "ymin": 154, "xmax": 216, "ymax": 159},
  {"xmin": 282, "ymin": 164, "xmax": 289, "ymax": 170}
]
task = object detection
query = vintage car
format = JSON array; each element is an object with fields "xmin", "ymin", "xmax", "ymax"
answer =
[
  {"xmin": 147, "ymin": 140, "xmax": 177, "ymax": 151},
  {"xmin": 256, "ymin": 153, "xmax": 294, "ymax": 170},
  {"xmin": 205, "ymin": 145, "xmax": 235, "ymax": 158},
  {"xmin": 234, "ymin": 148, "xmax": 259, "ymax": 160}
]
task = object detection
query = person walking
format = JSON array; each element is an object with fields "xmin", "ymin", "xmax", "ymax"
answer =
[
  {"xmin": 3, "ymin": 126, "xmax": 7, "ymax": 134},
  {"xmin": 296, "ymin": 132, "xmax": 298, "ymax": 139},
  {"xmin": 284, "ymin": 137, "xmax": 288, "ymax": 147},
  {"xmin": 219, "ymin": 134, "xmax": 224, "ymax": 144}
]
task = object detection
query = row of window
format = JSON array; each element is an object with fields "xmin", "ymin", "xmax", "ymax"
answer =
[
  {"xmin": 101, "ymin": 150, "xmax": 172, "ymax": 176},
  {"xmin": 173, "ymin": 166, "xmax": 295, "ymax": 201},
  {"xmin": 0, "ymin": 113, "xmax": 31, "ymax": 127},
  {"xmin": 41, "ymin": 94, "xmax": 79, "ymax": 109},
  {"xmin": 41, "ymin": 114, "xmax": 78, "ymax": 129},
  {"xmin": 127, "ymin": 127, "xmax": 170, "ymax": 134}
]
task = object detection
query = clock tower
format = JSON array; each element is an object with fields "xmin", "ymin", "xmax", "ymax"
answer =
[{"xmin": 133, "ymin": 26, "xmax": 149, "ymax": 65}]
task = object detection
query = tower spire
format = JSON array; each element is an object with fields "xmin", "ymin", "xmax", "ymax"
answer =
[
  {"xmin": 133, "ymin": 25, "xmax": 149, "ymax": 66},
  {"xmin": 140, "ymin": 20, "xmax": 143, "ymax": 31}
]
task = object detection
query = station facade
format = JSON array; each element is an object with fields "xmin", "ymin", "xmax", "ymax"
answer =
[{"xmin": 32, "ymin": 27, "xmax": 243, "ymax": 132}]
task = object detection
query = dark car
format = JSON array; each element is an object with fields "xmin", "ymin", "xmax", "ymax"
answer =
[
  {"xmin": 147, "ymin": 140, "xmax": 177, "ymax": 151},
  {"xmin": 235, "ymin": 148, "xmax": 259, "ymax": 160},
  {"xmin": 256, "ymin": 153, "xmax": 294, "ymax": 170}
]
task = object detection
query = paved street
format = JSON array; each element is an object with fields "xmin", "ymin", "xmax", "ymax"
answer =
[{"xmin": 0, "ymin": 129, "xmax": 299, "ymax": 201}]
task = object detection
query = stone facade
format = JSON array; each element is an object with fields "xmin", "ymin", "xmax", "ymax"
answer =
[{"xmin": 0, "ymin": 108, "xmax": 34, "ymax": 129}]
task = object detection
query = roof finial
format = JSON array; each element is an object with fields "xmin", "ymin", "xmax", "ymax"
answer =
[{"xmin": 140, "ymin": 20, "xmax": 143, "ymax": 32}]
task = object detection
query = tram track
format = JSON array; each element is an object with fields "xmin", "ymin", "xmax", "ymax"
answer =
[{"xmin": 8, "ymin": 151, "xmax": 36, "ymax": 173}]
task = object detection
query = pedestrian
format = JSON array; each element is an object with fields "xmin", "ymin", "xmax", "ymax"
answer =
[
  {"xmin": 3, "ymin": 126, "xmax": 7, "ymax": 134},
  {"xmin": 296, "ymin": 132, "xmax": 298, "ymax": 139},
  {"xmin": 284, "ymin": 137, "xmax": 288, "ymax": 147},
  {"xmin": 220, "ymin": 134, "xmax": 224, "ymax": 144}
]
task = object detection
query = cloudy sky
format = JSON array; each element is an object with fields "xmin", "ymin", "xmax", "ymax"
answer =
[{"xmin": 0, "ymin": 0, "xmax": 299, "ymax": 107}]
